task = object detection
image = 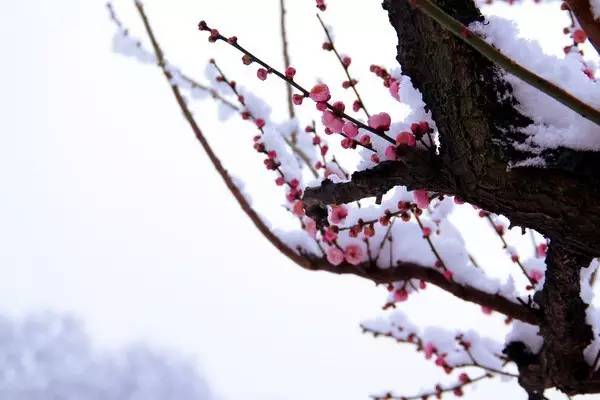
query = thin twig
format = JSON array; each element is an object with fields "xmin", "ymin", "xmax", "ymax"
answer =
[
  {"xmin": 279, "ymin": 0, "xmax": 295, "ymax": 124},
  {"xmin": 316, "ymin": 14, "xmax": 370, "ymax": 118},
  {"xmin": 371, "ymin": 373, "xmax": 492, "ymax": 400},
  {"xmin": 484, "ymin": 215, "xmax": 536, "ymax": 287}
]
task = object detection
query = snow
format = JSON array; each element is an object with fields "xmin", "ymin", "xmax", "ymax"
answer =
[
  {"xmin": 506, "ymin": 320, "xmax": 543, "ymax": 354},
  {"xmin": 112, "ymin": 28, "xmax": 155, "ymax": 65},
  {"xmin": 581, "ymin": 259, "xmax": 600, "ymax": 369},
  {"xmin": 592, "ymin": 0, "xmax": 600, "ymax": 20},
  {"xmin": 363, "ymin": 310, "xmax": 509, "ymax": 373},
  {"xmin": 471, "ymin": 17, "xmax": 600, "ymax": 152}
]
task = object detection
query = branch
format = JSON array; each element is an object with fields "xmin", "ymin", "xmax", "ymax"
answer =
[
  {"xmin": 483, "ymin": 214, "xmax": 536, "ymax": 287},
  {"xmin": 303, "ymin": 155, "xmax": 449, "ymax": 223},
  {"xmin": 307, "ymin": 256, "xmax": 538, "ymax": 324},
  {"xmin": 133, "ymin": 1, "xmax": 536, "ymax": 325},
  {"xmin": 133, "ymin": 0, "xmax": 310, "ymax": 268},
  {"xmin": 535, "ymin": 240, "xmax": 594, "ymax": 394},
  {"xmin": 411, "ymin": 0, "xmax": 600, "ymax": 127},
  {"xmin": 371, "ymin": 373, "xmax": 493, "ymax": 400},
  {"xmin": 198, "ymin": 21, "xmax": 396, "ymax": 146},
  {"xmin": 279, "ymin": 0, "xmax": 295, "ymax": 123}
]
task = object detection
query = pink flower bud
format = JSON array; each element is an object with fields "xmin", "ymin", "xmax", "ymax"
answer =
[
  {"xmin": 292, "ymin": 94, "xmax": 304, "ymax": 105},
  {"xmin": 285, "ymin": 66, "xmax": 296, "ymax": 79},
  {"xmin": 573, "ymin": 29, "xmax": 587, "ymax": 44},
  {"xmin": 341, "ymin": 55, "xmax": 352, "ymax": 68},
  {"xmin": 385, "ymin": 145, "xmax": 397, "ymax": 160},
  {"xmin": 389, "ymin": 79, "xmax": 400, "ymax": 100},
  {"xmin": 394, "ymin": 289, "xmax": 408, "ymax": 302},
  {"xmin": 257, "ymin": 68, "xmax": 268, "ymax": 81},
  {"xmin": 359, "ymin": 135, "xmax": 371, "ymax": 146},
  {"xmin": 342, "ymin": 122, "xmax": 358, "ymax": 138}
]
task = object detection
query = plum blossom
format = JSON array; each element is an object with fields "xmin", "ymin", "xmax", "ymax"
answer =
[
  {"xmin": 342, "ymin": 122, "xmax": 358, "ymax": 138},
  {"xmin": 396, "ymin": 131, "xmax": 416, "ymax": 147},
  {"xmin": 321, "ymin": 110, "xmax": 344, "ymax": 133},
  {"xmin": 326, "ymin": 247, "xmax": 344, "ymax": 265},
  {"xmin": 344, "ymin": 243, "xmax": 364, "ymax": 265},
  {"xmin": 330, "ymin": 205, "xmax": 348, "ymax": 224},
  {"xmin": 529, "ymin": 269, "xmax": 544, "ymax": 283},
  {"xmin": 394, "ymin": 289, "xmax": 409, "ymax": 302},
  {"xmin": 367, "ymin": 112, "xmax": 391, "ymax": 131},
  {"xmin": 389, "ymin": 78, "xmax": 400, "ymax": 100},
  {"xmin": 413, "ymin": 189, "xmax": 430, "ymax": 209},
  {"xmin": 385, "ymin": 145, "xmax": 397, "ymax": 160},
  {"xmin": 292, "ymin": 200, "xmax": 304, "ymax": 217}
]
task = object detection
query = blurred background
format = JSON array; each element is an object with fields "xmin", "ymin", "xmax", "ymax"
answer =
[{"xmin": 0, "ymin": 0, "xmax": 597, "ymax": 399}]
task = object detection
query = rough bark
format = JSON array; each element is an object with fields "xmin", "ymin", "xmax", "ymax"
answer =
[
  {"xmin": 537, "ymin": 241, "xmax": 594, "ymax": 393},
  {"xmin": 303, "ymin": 0, "xmax": 600, "ymax": 395}
]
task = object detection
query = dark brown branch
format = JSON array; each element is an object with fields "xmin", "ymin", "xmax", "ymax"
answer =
[
  {"xmin": 306, "ymin": 256, "xmax": 538, "ymax": 324},
  {"xmin": 536, "ymin": 240, "xmax": 594, "ymax": 394}
]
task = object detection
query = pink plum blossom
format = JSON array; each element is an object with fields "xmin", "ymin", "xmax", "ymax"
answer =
[
  {"xmin": 330, "ymin": 205, "xmax": 348, "ymax": 224},
  {"xmin": 342, "ymin": 122, "xmax": 358, "ymax": 138},
  {"xmin": 344, "ymin": 244, "xmax": 364, "ymax": 265},
  {"xmin": 529, "ymin": 269, "xmax": 544, "ymax": 283},
  {"xmin": 394, "ymin": 289, "xmax": 408, "ymax": 302},
  {"xmin": 413, "ymin": 189, "xmax": 430, "ymax": 209},
  {"xmin": 385, "ymin": 145, "xmax": 397, "ymax": 160},
  {"xmin": 321, "ymin": 110, "xmax": 344, "ymax": 133},
  {"xmin": 396, "ymin": 132, "xmax": 416, "ymax": 147},
  {"xmin": 326, "ymin": 247, "xmax": 344, "ymax": 265},
  {"xmin": 389, "ymin": 79, "xmax": 400, "ymax": 100},
  {"xmin": 368, "ymin": 112, "xmax": 391, "ymax": 131}
]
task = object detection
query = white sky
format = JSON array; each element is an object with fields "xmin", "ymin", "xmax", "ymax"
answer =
[{"xmin": 0, "ymin": 0, "xmax": 596, "ymax": 399}]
